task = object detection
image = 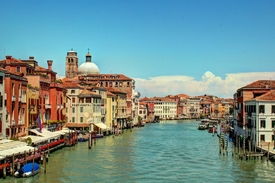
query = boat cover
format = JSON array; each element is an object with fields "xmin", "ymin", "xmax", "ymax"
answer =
[{"xmin": 22, "ymin": 163, "xmax": 40, "ymax": 172}]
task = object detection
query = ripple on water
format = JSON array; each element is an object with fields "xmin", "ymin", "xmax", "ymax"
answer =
[{"xmin": 3, "ymin": 120, "xmax": 275, "ymax": 183}]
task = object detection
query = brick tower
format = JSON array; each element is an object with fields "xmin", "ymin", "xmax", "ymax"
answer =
[{"xmin": 65, "ymin": 48, "xmax": 78, "ymax": 78}]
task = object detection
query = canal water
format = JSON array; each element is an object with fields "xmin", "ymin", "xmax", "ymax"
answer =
[{"xmin": 2, "ymin": 120, "xmax": 275, "ymax": 183}]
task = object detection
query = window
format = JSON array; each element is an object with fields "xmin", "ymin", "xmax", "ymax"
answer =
[
  {"xmin": 260, "ymin": 120, "xmax": 265, "ymax": 128},
  {"xmin": 80, "ymin": 107, "xmax": 83, "ymax": 112},
  {"xmin": 16, "ymin": 66, "xmax": 20, "ymax": 72},
  {"xmin": 80, "ymin": 117, "xmax": 83, "ymax": 123},
  {"xmin": 260, "ymin": 134, "xmax": 265, "ymax": 142},
  {"xmin": 272, "ymin": 120, "xmax": 275, "ymax": 128},
  {"xmin": 272, "ymin": 135, "xmax": 274, "ymax": 142},
  {"xmin": 0, "ymin": 76, "xmax": 3, "ymax": 84},
  {"xmin": 71, "ymin": 90, "xmax": 75, "ymax": 94},
  {"xmin": 79, "ymin": 98, "xmax": 84, "ymax": 103},
  {"xmin": 72, "ymin": 97, "xmax": 75, "ymax": 103},
  {"xmin": 72, "ymin": 117, "xmax": 75, "ymax": 123},
  {"xmin": 259, "ymin": 105, "xmax": 265, "ymax": 113},
  {"xmin": 86, "ymin": 98, "xmax": 91, "ymax": 103},
  {"xmin": 72, "ymin": 108, "xmax": 75, "ymax": 113},
  {"xmin": 272, "ymin": 106, "xmax": 275, "ymax": 113}
]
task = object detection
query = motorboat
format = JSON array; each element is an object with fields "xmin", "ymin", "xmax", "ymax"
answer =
[{"xmin": 198, "ymin": 123, "xmax": 206, "ymax": 130}]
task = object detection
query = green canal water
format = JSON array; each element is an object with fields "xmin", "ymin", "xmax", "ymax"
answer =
[{"xmin": 2, "ymin": 120, "xmax": 275, "ymax": 183}]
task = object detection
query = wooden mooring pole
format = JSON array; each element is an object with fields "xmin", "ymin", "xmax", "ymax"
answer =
[
  {"xmin": 267, "ymin": 142, "xmax": 270, "ymax": 161},
  {"xmin": 3, "ymin": 157, "xmax": 7, "ymax": 179},
  {"xmin": 43, "ymin": 152, "xmax": 47, "ymax": 173},
  {"xmin": 88, "ymin": 132, "xmax": 92, "ymax": 149}
]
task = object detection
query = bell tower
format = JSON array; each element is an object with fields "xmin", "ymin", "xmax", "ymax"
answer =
[{"xmin": 65, "ymin": 48, "xmax": 78, "ymax": 78}]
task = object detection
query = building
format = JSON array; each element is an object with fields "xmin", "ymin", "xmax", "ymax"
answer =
[
  {"xmin": 233, "ymin": 80, "xmax": 275, "ymax": 137},
  {"xmin": 186, "ymin": 97, "xmax": 200, "ymax": 119},
  {"xmin": 23, "ymin": 58, "xmax": 66, "ymax": 131},
  {"xmin": 0, "ymin": 69, "xmax": 6, "ymax": 139},
  {"xmin": 0, "ymin": 56, "xmax": 28, "ymax": 138},
  {"xmin": 63, "ymin": 50, "xmax": 138, "ymax": 131},
  {"xmin": 65, "ymin": 49, "xmax": 78, "ymax": 79},
  {"xmin": 153, "ymin": 97, "xmax": 177, "ymax": 120},
  {"xmin": 245, "ymin": 90, "xmax": 275, "ymax": 150}
]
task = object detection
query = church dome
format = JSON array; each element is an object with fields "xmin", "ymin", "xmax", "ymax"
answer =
[{"xmin": 78, "ymin": 51, "xmax": 100, "ymax": 75}]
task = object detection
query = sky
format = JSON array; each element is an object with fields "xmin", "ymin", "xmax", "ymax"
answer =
[{"xmin": 1, "ymin": 0, "xmax": 275, "ymax": 98}]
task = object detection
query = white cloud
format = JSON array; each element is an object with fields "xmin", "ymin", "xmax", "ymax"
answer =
[{"xmin": 134, "ymin": 71, "xmax": 275, "ymax": 98}]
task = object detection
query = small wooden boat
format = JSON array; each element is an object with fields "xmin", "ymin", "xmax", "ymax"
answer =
[{"xmin": 14, "ymin": 162, "xmax": 40, "ymax": 178}]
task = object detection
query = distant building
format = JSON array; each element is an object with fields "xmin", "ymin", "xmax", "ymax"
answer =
[
  {"xmin": 63, "ymin": 50, "xmax": 138, "ymax": 131},
  {"xmin": 186, "ymin": 97, "xmax": 200, "ymax": 119},
  {"xmin": 153, "ymin": 97, "xmax": 177, "ymax": 120},
  {"xmin": 65, "ymin": 49, "xmax": 78, "ymax": 79}
]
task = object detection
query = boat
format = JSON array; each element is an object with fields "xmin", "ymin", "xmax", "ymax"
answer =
[
  {"xmin": 198, "ymin": 123, "xmax": 207, "ymax": 130},
  {"xmin": 208, "ymin": 126, "xmax": 217, "ymax": 133},
  {"xmin": 95, "ymin": 134, "xmax": 104, "ymax": 138},
  {"xmin": 14, "ymin": 162, "xmax": 40, "ymax": 178}
]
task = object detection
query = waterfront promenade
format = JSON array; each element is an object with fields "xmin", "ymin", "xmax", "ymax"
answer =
[{"xmin": 1, "ymin": 120, "xmax": 275, "ymax": 183}]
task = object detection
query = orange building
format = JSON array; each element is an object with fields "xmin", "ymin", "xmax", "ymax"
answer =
[{"xmin": 23, "ymin": 57, "xmax": 66, "ymax": 131}]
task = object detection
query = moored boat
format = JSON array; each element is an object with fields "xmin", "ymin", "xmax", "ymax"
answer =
[
  {"xmin": 14, "ymin": 162, "xmax": 40, "ymax": 178},
  {"xmin": 198, "ymin": 123, "xmax": 206, "ymax": 130}
]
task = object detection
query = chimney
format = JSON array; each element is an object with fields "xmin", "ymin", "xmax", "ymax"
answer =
[
  {"xmin": 5, "ymin": 55, "xmax": 12, "ymax": 64},
  {"xmin": 5, "ymin": 55, "xmax": 12, "ymax": 59},
  {"xmin": 29, "ymin": 56, "xmax": 34, "ymax": 60},
  {"xmin": 47, "ymin": 60, "xmax": 53, "ymax": 70}
]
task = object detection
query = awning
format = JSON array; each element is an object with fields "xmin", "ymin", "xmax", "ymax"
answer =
[
  {"xmin": 94, "ymin": 122, "xmax": 107, "ymax": 130},
  {"xmin": 20, "ymin": 135, "xmax": 49, "ymax": 145},
  {"xmin": 28, "ymin": 128, "xmax": 60, "ymax": 139}
]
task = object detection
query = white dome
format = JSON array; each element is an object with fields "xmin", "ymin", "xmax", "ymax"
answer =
[{"xmin": 78, "ymin": 62, "xmax": 100, "ymax": 75}]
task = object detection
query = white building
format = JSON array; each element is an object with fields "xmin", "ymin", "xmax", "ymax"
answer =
[
  {"xmin": 245, "ymin": 90, "xmax": 275, "ymax": 150},
  {"xmin": 153, "ymin": 97, "xmax": 177, "ymax": 120},
  {"xmin": 186, "ymin": 98, "xmax": 200, "ymax": 119}
]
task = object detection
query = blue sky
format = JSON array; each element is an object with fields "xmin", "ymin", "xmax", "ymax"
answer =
[{"xmin": 1, "ymin": 0, "xmax": 275, "ymax": 98}]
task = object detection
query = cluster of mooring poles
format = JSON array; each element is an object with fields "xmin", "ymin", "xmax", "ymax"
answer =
[{"xmin": 218, "ymin": 121, "xmax": 267, "ymax": 161}]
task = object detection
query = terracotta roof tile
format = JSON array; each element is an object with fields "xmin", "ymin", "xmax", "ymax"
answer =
[
  {"xmin": 241, "ymin": 80, "xmax": 275, "ymax": 89},
  {"xmin": 254, "ymin": 90, "xmax": 275, "ymax": 100}
]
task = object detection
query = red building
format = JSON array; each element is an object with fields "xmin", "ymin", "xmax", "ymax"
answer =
[{"xmin": 0, "ymin": 56, "xmax": 28, "ymax": 138}]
